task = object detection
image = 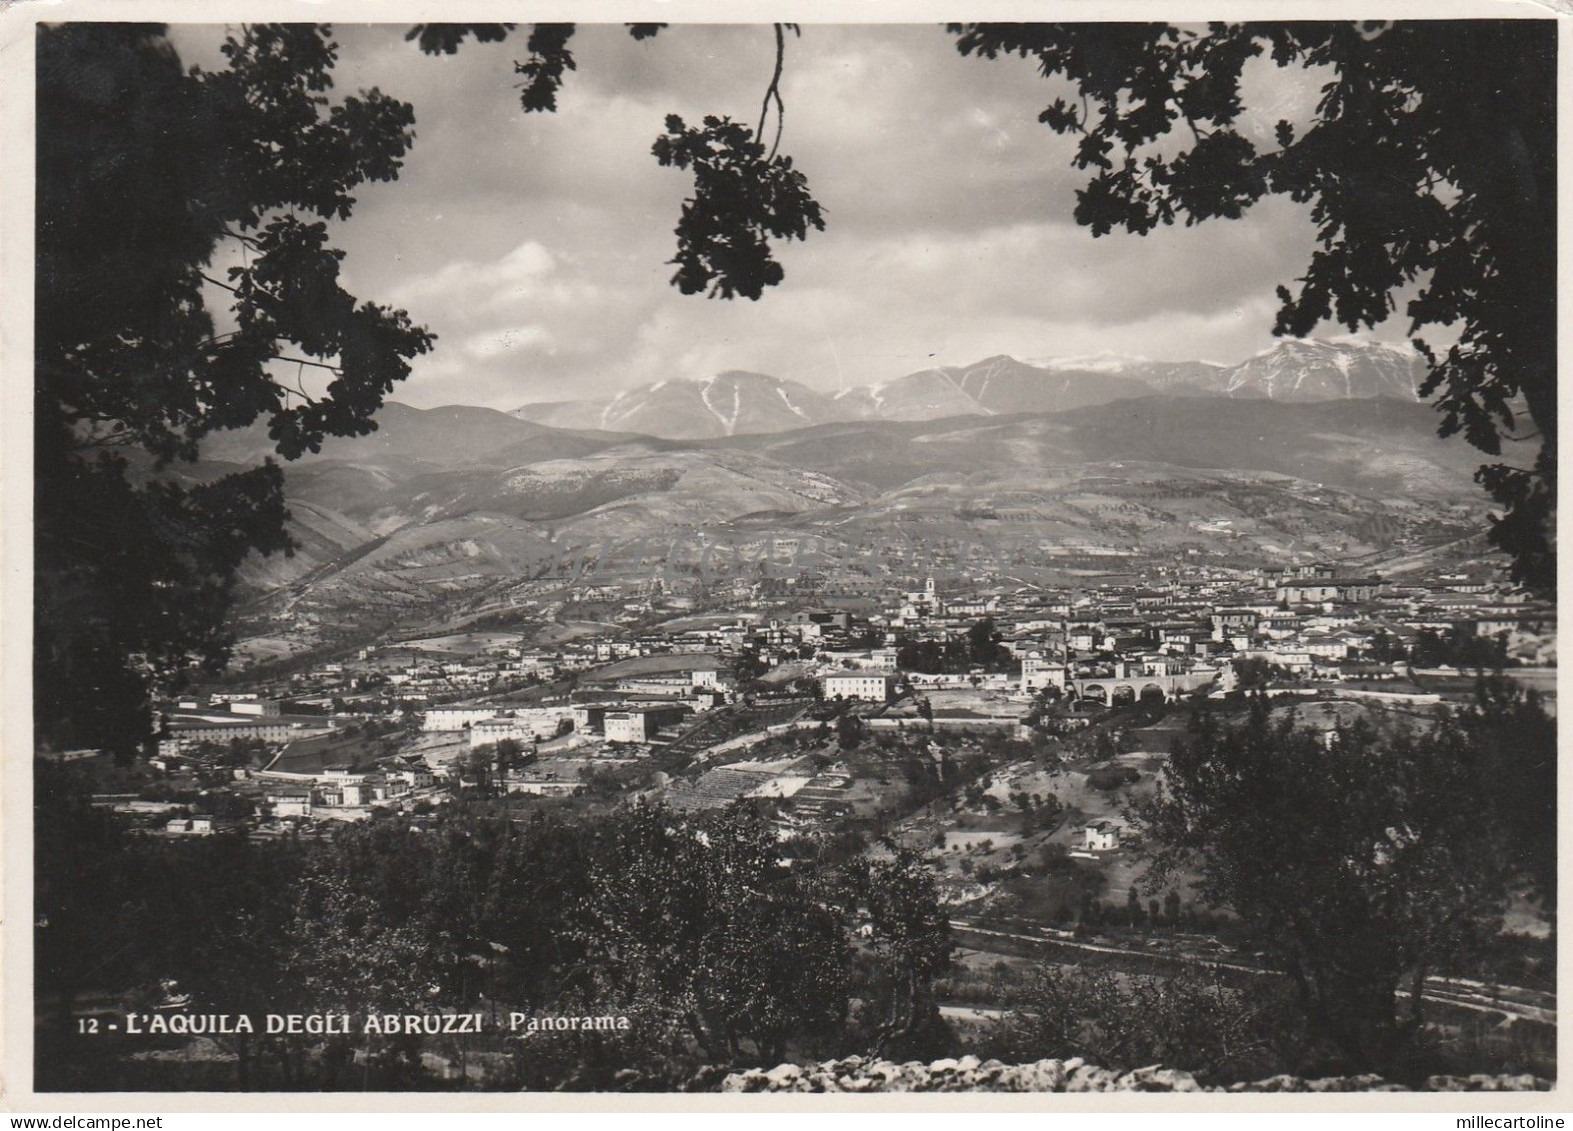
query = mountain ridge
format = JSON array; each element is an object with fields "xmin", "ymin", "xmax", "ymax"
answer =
[{"xmin": 509, "ymin": 338, "xmax": 1426, "ymax": 439}]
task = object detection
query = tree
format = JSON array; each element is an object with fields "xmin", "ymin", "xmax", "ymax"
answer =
[
  {"xmin": 36, "ymin": 24, "xmax": 433, "ymax": 756},
  {"xmin": 1455, "ymin": 675, "xmax": 1557, "ymax": 908},
  {"xmin": 995, "ymin": 964, "xmax": 1294, "ymax": 1083},
  {"xmin": 39, "ymin": 20, "xmax": 1559, "ymax": 757},
  {"xmin": 410, "ymin": 22, "xmax": 822, "ymax": 302},
  {"xmin": 495, "ymin": 737, "xmax": 525, "ymax": 766},
  {"xmin": 854, "ymin": 849, "xmax": 954, "ymax": 1059},
  {"xmin": 836, "ymin": 711, "xmax": 865, "ymax": 751},
  {"xmin": 37, "ymin": 22, "xmax": 825, "ymax": 759},
  {"xmin": 950, "ymin": 21, "xmax": 1556, "ymax": 592},
  {"xmin": 33, "ymin": 764, "xmax": 149, "ymax": 1060},
  {"xmin": 965, "ymin": 617, "xmax": 1009, "ymax": 669},
  {"xmin": 1137, "ymin": 699, "xmax": 1510, "ymax": 1073},
  {"xmin": 1411, "ymin": 626, "xmax": 1510, "ymax": 671},
  {"xmin": 571, "ymin": 806, "xmax": 850, "ymax": 1066}
]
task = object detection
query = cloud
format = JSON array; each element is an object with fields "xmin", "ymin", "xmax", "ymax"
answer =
[
  {"xmin": 388, "ymin": 239, "xmax": 556, "ymax": 308},
  {"xmin": 462, "ymin": 324, "xmax": 554, "ymax": 360},
  {"xmin": 165, "ymin": 24, "xmax": 1398, "ymax": 411}
]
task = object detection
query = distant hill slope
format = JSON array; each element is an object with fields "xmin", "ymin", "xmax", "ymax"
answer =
[
  {"xmin": 207, "ymin": 389, "xmax": 1499, "ymax": 662},
  {"xmin": 202, "ymin": 401, "xmax": 632, "ymax": 470},
  {"xmin": 514, "ymin": 371, "xmax": 849, "ymax": 439},
  {"xmin": 712, "ymin": 395, "xmax": 1480, "ymax": 499},
  {"xmin": 508, "ymin": 339, "xmax": 1429, "ymax": 438}
]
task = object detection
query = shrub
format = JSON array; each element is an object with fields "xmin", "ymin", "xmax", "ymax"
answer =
[{"xmin": 1086, "ymin": 765, "xmax": 1140, "ymax": 791}]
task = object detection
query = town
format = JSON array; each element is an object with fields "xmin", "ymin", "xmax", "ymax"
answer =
[{"xmin": 70, "ymin": 559, "xmax": 1553, "ymax": 929}]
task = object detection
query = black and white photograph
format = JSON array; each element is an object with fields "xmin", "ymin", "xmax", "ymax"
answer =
[{"xmin": 7, "ymin": 3, "xmax": 1564, "ymax": 1109}]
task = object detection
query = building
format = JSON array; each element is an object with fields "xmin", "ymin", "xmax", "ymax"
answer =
[
  {"xmin": 1277, "ymin": 581, "xmax": 1340, "ymax": 606},
  {"xmin": 165, "ymin": 815, "xmax": 216, "ymax": 836},
  {"xmin": 1020, "ymin": 653, "xmax": 1067, "ymax": 694},
  {"xmin": 229, "ymin": 699, "xmax": 282, "ymax": 717},
  {"xmin": 266, "ymin": 790, "xmax": 313, "ymax": 818},
  {"xmin": 468, "ymin": 708, "xmax": 573, "ymax": 747},
  {"xmin": 572, "ymin": 704, "xmax": 609, "ymax": 735},
  {"xmin": 822, "ymin": 673, "xmax": 896, "ymax": 702},
  {"xmin": 422, "ymin": 706, "xmax": 502, "ymax": 732},
  {"xmin": 1083, "ymin": 820, "xmax": 1121, "ymax": 852},
  {"xmin": 167, "ymin": 715, "xmax": 332, "ymax": 748},
  {"xmin": 604, "ymin": 705, "xmax": 690, "ymax": 744}
]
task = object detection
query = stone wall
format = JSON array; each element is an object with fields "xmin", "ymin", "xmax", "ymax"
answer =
[{"xmin": 719, "ymin": 1055, "xmax": 1549, "ymax": 1093}]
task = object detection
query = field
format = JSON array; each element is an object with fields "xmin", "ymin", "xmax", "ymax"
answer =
[
  {"xmin": 887, "ymin": 687, "xmax": 1027, "ymax": 720},
  {"xmin": 583, "ymin": 653, "xmax": 725, "ymax": 681},
  {"xmin": 386, "ymin": 630, "xmax": 524, "ymax": 656}
]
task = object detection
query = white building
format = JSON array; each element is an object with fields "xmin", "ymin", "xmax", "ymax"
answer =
[
  {"xmin": 1083, "ymin": 820, "xmax": 1121, "ymax": 852},
  {"xmin": 165, "ymin": 815, "xmax": 216, "ymax": 836},
  {"xmin": 1020, "ymin": 653, "xmax": 1067, "ymax": 694},
  {"xmin": 267, "ymin": 790, "xmax": 313, "ymax": 818},
  {"xmin": 230, "ymin": 699, "xmax": 281, "ymax": 717},
  {"xmin": 422, "ymin": 706, "xmax": 502, "ymax": 732},
  {"xmin": 604, "ymin": 705, "xmax": 689, "ymax": 744},
  {"xmin": 468, "ymin": 708, "xmax": 573, "ymax": 747},
  {"xmin": 823, "ymin": 673, "xmax": 896, "ymax": 702}
]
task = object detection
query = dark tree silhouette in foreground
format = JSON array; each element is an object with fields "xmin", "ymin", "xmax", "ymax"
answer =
[
  {"xmin": 950, "ymin": 21, "xmax": 1555, "ymax": 593},
  {"xmin": 35, "ymin": 24, "xmax": 434, "ymax": 755},
  {"xmin": 1137, "ymin": 697, "xmax": 1523, "ymax": 1074}
]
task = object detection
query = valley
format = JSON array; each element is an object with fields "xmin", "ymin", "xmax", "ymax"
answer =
[{"xmin": 203, "ymin": 370, "xmax": 1503, "ymax": 667}]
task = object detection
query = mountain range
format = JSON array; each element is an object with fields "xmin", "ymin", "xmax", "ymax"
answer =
[
  {"xmin": 511, "ymin": 338, "xmax": 1425, "ymax": 440},
  {"xmin": 191, "ymin": 355, "xmax": 1499, "ymax": 664}
]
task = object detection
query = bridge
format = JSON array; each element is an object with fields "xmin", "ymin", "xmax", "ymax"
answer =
[{"xmin": 1069, "ymin": 669, "xmax": 1220, "ymax": 704}]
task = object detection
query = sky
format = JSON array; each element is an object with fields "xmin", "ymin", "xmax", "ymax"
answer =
[{"xmin": 170, "ymin": 23, "xmax": 1411, "ymax": 411}]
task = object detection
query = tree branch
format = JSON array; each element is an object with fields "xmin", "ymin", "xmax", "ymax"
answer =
[
  {"xmin": 756, "ymin": 24, "xmax": 787, "ymax": 161},
  {"xmin": 269, "ymin": 353, "xmax": 343, "ymax": 375}
]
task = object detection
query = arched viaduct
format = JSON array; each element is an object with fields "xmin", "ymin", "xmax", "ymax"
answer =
[{"xmin": 1069, "ymin": 670, "xmax": 1219, "ymax": 704}]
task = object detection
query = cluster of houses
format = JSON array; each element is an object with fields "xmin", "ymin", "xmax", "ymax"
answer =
[
  {"xmin": 841, "ymin": 566, "xmax": 1553, "ymax": 703},
  {"xmin": 134, "ymin": 556, "xmax": 1551, "ymax": 836},
  {"xmin": 257, "ymin": 760, "xmax": 439, "ymax": 821}
]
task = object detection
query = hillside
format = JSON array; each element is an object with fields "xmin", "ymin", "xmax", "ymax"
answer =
[
  {"xmin": 717, "ymin": 396, "xmax": 1483, "ymax": 500},
  {"xmin": 507, "ymin": 339, "xmax": 1431, "ymax": 439},
  {"xmin": 203, "ymin": 401, "xmax": 630, "ymax": 470},
  {"xmin": 514, "ymin": 371, "xmax": 849, "ymax": 439},
  {"xmin": 216, "ymin": 392, "xmax": 1496, "ymax": 659}
]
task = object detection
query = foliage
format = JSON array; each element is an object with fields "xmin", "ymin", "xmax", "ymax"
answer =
[
  {"xmin": 1453, "ymin": 675, "xmax": 1557, "ymax": 907},
  {"xmin": 412, "ymin": 21, "xmax": 819, "ymax": 303},
  {"xmin": 1411, "ymin": 627, "xmax": 1511, "ymax": 671},
  {"xmin": 1137, "ymin": 698, "xmax": 1511, "ymax": 1072},
  {"xmin": 1230, "ymin": 657, "xmax": 1293, "ymax": 690},
  {"xmin": 35, "ymin": 785, "xmax": 953, "ymax": 1090},
  {"xmin": 36, "ymin": 24, "xmax": 433, "ymax": 756},
  {"xmin": 570, "ymin": 806, "xmax": 849, "ymax": 1067},
  {"xmin": 652, "ymin": 115, "xmax": 825, "ymax": 300},
  {"xmin": 1086, "ymin": 765, "xmax": 1140, "ymax": 792},
  {"xmin": 34, "ymin": 763, "xmax": 148, "ymax": 1045},
  {"xmin": 950, "ymin": 21, "xmax": 1556, "ymax": 591},
  {"xmin": 989, "ymin": 964, "xmax": 1302, "ymax": 1083},
  {"xmin": 848, "ymin": 847, "xmax": 955, "ymax": 1059},
  {"xmin": 897, "ymin": 618, "xmax": 1011, "ymax": 674}
]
